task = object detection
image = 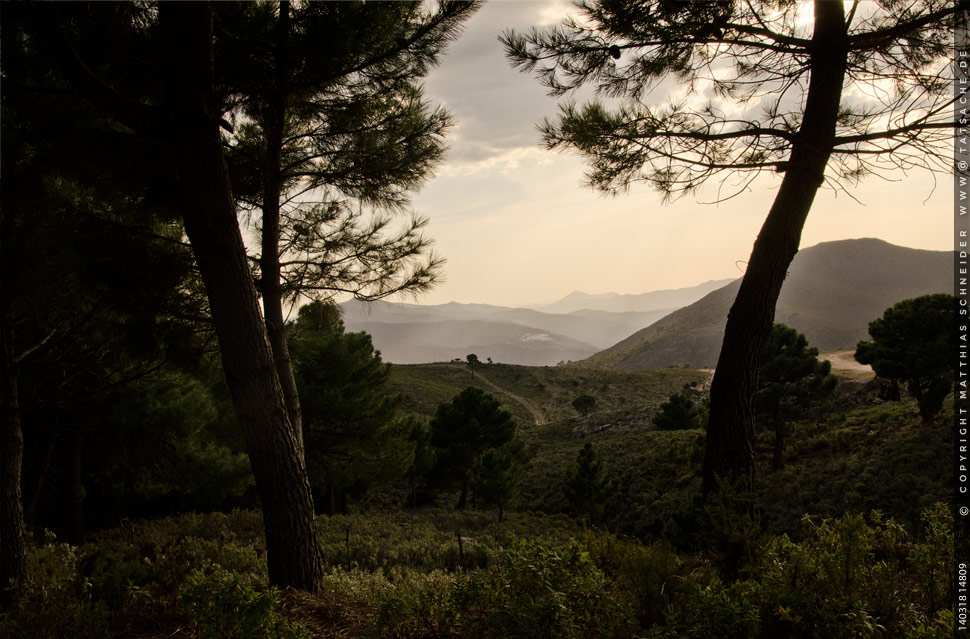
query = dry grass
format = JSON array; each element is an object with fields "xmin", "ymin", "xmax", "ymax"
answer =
[{"xmin": 281, "ymin": 589, "xmax": 377, "ymax": 639}]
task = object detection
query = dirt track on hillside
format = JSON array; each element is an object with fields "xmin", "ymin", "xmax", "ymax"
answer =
[
  {"xmin": 822, "ymin": 350, "xmax": 874, "ymax": 377},
  {"xmin": 439, "ymin": 364, "xmax": 548, "ymax": 425}
]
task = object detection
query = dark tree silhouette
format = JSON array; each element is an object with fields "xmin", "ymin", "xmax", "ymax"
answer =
[
  {"xmin": 469, "ymin": 438, "xmax": 527, "ymax": 522},
  {"xmin": 572, "ymin": 394, "xmax": 597, "ymax": 417},
  {"xmin": 36, "ymin": 2, "xmax": 323, "ymax": 591},
  {"xmin": 429, "ymin": 387, "xmax": 518, "ymax": 510},
  {"xmin": 1, "ymin": 3, "xmax": 202, "ymax": 591},
  {"xmin": 217, "ymin": 1, "xmax": 479, "ymax": 454},
  {"xmin": 652, "ymin": 394, "xmax": 700, "ymax": 431},
  {"xmin": 757, "ymin": 324, "xmax": 836, "ymax": 471},
  {"xmin": 855, "ymin": 294, "xmax": 955, "ymax": 423},
  {"xmin": 563, "ymin": 442, "xmax": 615, "ymax": 522},
  {"xmin": 289, "ymin": 302, "xmax": 414, "ymax": 514},
  {"xmin": 504, "ymin": 0, "xmax": 957, "ymax": 496}
]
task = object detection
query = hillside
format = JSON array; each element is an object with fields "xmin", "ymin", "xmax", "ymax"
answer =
[
  {"xmin": 346, "ymin": 319, "xmax": 599, "ymax": 366},
  {"xmin": 387, "ymin": 362, "xmax": 707, "ymax": 427},
  {"xmin": 584, "ymin": 239, "xmax": 951, "ymax": 370},
  {"xmin": 8, "ymin": 359, "xmax": 952, "ymax": 638}
]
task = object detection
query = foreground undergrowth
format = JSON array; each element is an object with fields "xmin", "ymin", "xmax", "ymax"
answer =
[{"xmin": 0, "ymin": 503, "xmax": 953, "ymax": 639}]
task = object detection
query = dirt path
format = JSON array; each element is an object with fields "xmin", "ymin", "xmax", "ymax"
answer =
[
  {"xmin": 438, "ymin": 364, "xmax": 548, "ymax": 426},
  {"xmin": 821, "ymin": 350, "xmax": 874, "ymax": 378}
]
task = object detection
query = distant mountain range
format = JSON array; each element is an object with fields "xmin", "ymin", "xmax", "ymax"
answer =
[
  {"xmin": 528, "ymin": 280, "xmax": 734, "ymax": 314},
  {"xmin": 338, "ymin": 281, "xmax": 727, "ymax": 366},
  {"xmin": 341, "ymin": 239, "xmax": 949, "ymax": 368},
  {"xmin": 583, "ymin": 238, "xmax": 951, "ymax": 370}
]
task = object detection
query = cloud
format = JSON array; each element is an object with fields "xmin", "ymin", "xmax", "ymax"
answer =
[{"xmin": 425, "ymin": 2, "xmax": 569, "ymax": 170}]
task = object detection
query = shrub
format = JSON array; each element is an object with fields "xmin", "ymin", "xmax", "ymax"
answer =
[
  {"xmin": 179, "ymin": 570, "xmax": 310, "ymax": 639},
  {"xmin": 377, "ymin": 538, "xmax": 636, "ymax": 639},
  {"xmin": 454, "ymin": 538, "xmax": 635, "ymax": 638},
  {"xmin": 0, "ymin": 542, "xmax": 113, "ymax": 639}
]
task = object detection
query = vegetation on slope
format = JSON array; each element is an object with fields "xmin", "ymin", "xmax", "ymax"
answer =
[{"xmin": 1, "ymin": 358, "xmax": 954, "ymax": 638}]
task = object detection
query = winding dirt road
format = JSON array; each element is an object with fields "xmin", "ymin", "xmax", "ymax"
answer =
[{"xmin": 439, "ymin": 364, "xmax": 548, "ymax": 426}]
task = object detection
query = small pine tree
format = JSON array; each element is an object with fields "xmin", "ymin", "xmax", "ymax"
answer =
[
  {"xmin": 563, "ymin": 443, "xmax": 615, "ymax": 522},
  {"xmin": 855, "ymin": 294, "xmax": 955, "ymax": 423},
  {"xmin": 758, "ymin": 324, "xmax": 837, "ymax": 470},
  {"xmin": 572, "ymin": 394, "xmax": 597, "ymax": 417},
  {"xmin": 404, "ymin": 417, "xmax": 435, "ymax": 509},
  {"xmin": 469, "ymin": 439, "xmax": 527, "ymax": 522},
  {"xmin": 429, "ymin": 387, "xmax": 518, "ymax": 510},
  {"xmin": 652, "ymin": 394, "xmax": 699, "ymax": 431}
]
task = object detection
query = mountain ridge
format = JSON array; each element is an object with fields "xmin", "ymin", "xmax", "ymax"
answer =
[
  {"xmin": 338, "ymin": 280, "xmax": 728, "ymax": 365},
  {"xmin": 581, "ymin": 238, "xmax": 951, "ymax": 370}
]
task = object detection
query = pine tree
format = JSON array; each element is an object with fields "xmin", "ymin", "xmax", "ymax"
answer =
[
  {"xmin": 855, "ymin": 295, "xmax": 955, "ymax": 423},
  {"xmin": 757, "ymin": 324, "xmax": 836, "ymax": 470},
  {"xmin": 469, "ymin": 439, "xmax": 527, "ymax": 522},
  {"xmin": 563, "ymin": 443, "xmax": 615, "ymax": 523},
  {"xmin": 35, "ymin": 1, "xmax": 324, "ymax": 590},
  {"xmin": 429, "ymin": 387, "xmax": 518, "ymax": 510},
  {"xmin": 572, "ymin": 395, "xmax": 597, "ymax": 417},
  {"xmin": 652, "ymin": 394, "xmax": 700, "ymax": 431},
  {"xmin": 504, "ymin": 0, "xmax": 957, "ymax": 497},
  {"xmin": 289, "ymin": 302, "xmax": 414, "ymax": 514},
  {"xmin": 216, "ymin": 1, "xmax": 480, "ymax": 452}
]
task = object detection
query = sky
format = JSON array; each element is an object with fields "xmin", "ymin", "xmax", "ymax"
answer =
[{"xmin": 400, "ymin": 0, "xmax": 952, "ymax": 308}]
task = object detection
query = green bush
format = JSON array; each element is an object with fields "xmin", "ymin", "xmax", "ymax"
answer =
[
  {"xmin": 748, "ymin": 507, "xmax": 951, "ymax": 639},
  {"xmin": 455, "ymin": 538, "xmax": 636, "ymax": 638},
  {"xmin": 0, "ymin": 542, "xmax": 113, "ymax": 639},
  {"xmin": 376, "ymin": 574, "xmax": 462, "ymax": 639},
  {"xmin": 583, "ymin": 533, "xmax": 701, "ymax": 628},
  {"xmin": 378, "ymin": 538, "xmax": 636, "ymax": 639},
  {"xmin": 179, "ymin": 570, "xmax": 309, "ymax": 639}
]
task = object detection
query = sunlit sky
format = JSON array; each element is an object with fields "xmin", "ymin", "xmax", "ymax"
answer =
[{"xmin": 401, "ymin": 0, "xmax": 952, "ymax": 308}]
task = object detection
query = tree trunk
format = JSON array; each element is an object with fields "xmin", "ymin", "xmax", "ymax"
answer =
[
  {"xmin": 158, "ymin": 2, "xmax": 321, "ymax": 591},
  {"xmin": 259, "ymin": 0, "xmax": 305, "ymax": 456},
  {"xmin": 59, "ymin": 426, "xmax": 84, "ymax": 544},
  {"xmin": 0, "ymin": 187, "xmax": 27, "ymax": 598},
  {"xmin": 0, "ymin": 329, "xmax": 27, "ymax": 600},
  {"xmin": 409, "ymin": 470, "xmax": 417, "ymax": 509},
  {"xmin": 772, "ymin": 422, "xmax": 785, "ymax": 472},
  {"xmin": 456, "ymin": 481, "xmax": 468, "ymax": 510},
  {"xmin": 702, "ymin": 0, "xmax": 848, "ymax": 497},
  {"xmin": 23, "ymin": 433, "xmax": 54, "ymax": 536}
]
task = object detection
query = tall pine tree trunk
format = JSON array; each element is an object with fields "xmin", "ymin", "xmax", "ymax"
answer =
[
  {"xmin": 158, "ymin": 2, "xmax": 321, "ymax": 591},
  {"xmin": 60, "ymin": 426, "xmax": 84, "ymax": 545},
  {"xmin": 0, "ymin": 329, "xmax": 27, "ymax": 601},
  {"xmin": 0, "ymin": 181, "xmax": 27, "ymax": 599},
  {"xmin": 259, "ymin": 1, "xmax": 305, "ymax": 456},
  {"xmin": 23, "ymin": 434, "xmax": 54, "ymax": 536},
  {"xmin": 772, "ymin": 422, "xmax": 785, "ymax": 472},
  {"xmin": 702, "ymin": 1, "xmax": 848, "ymax": 497}
]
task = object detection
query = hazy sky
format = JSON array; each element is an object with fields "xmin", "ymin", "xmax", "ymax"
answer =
[{"xmin": 403, "ymin": 0, "xmax": 952, "ymax": 308}]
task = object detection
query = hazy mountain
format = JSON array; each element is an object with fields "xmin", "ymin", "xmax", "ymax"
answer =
[
  {"xmin": 583, "ymin": 239, "xmax": 951, "ymax": 370},
  {"xmin": 337, "ymin": 280, "xmax": 729, "ymax": 365},
  {"xmin": 340, "ymin": 299, "xmax": 669, "ymax": 351},
  {"xmin": 532, "ymin": 279, "xmax": 735, "ymax": 314},
  {"xmin": 343, "ymin": 319, "xmax": 599, "ymax": 366}
]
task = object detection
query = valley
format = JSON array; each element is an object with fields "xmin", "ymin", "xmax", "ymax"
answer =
[{"xmin": 342, "ymin": 238, "xmax": 950, "ymax": 371}]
